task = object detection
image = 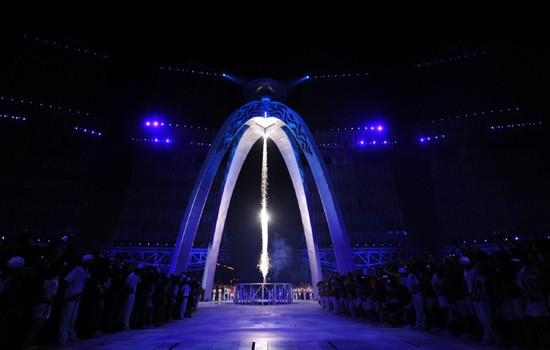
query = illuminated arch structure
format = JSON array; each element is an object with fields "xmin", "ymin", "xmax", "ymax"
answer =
[{"xmin": 169, "ymin": 78, "xmax": 354, "ymax": 300}]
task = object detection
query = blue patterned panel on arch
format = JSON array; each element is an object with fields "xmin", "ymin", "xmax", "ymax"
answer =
[
  {"xmin": 215, "ymin": 103, "xmax": 260, "ymax": 154},
  {"xmin": 271, "ymin": 102, "xmax": 313, "ymax": 156}
]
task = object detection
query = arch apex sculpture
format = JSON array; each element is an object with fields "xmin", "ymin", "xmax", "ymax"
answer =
[{"xmin": 170, "ymin": 79, "xmax": 353, "ymax": 300}]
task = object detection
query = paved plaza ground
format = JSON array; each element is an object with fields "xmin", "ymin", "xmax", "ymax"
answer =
[{"xmin": 40, "ymin": 300, "xmax": 497, "ymax": 350}]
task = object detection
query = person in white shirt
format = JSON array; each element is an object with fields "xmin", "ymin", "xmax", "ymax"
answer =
[
  {"xmin": 399, "ymin": 266, "xmax": 426, "ymax": 329},
  {"xmin": 180, "ymin": 277, "xmax": 192, "ymax": 319},
  {"xmin": 461, "ymin": 256, "xmax": 502, "ymax": 346},
  {"xmin": 122, "ymin": 264, "xmax": 142, "ymax": 331},
  {"xmin": 58, "ymin": 254, "xmax": 93, "ymax": 345},
  {"xmin": 23, "ymin": 257, "xmax": 65, "ymax": 349}
]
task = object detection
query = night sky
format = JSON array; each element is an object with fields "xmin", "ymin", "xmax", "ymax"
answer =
[
  {"xmin": 8, "ymin": 3, "xmax": 544, "ymax": 81},
  {"xmin": 3, "ymin": 4, "xmax": 548, "ymax": 282}
]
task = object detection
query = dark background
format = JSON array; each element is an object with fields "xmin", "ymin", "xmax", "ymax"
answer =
[{"xmin": 2, "ymin": 3, "xmax": 548, "ymax": 282}]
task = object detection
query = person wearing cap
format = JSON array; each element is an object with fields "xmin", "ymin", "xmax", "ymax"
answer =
[
  {"xmin": 0, "ymin": 256, "xmax": 25, "ymax": 292},
  {"xmin": 0, "ymin": 256, "xmax": 31, "ymax": 349},
  {"xmin": 58, "ymin": 254, "xmax": 93, "ymax": 345}
]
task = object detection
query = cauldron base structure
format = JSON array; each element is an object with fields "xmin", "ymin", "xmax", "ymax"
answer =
[{"xmin": 233, "ymin": 283, "xmax": 293, "ymax": 305}]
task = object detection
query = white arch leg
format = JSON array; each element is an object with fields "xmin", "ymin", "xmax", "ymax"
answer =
[
  {"xmin": 269, "ymin": 127, "xmax": 323, "ymax": 297},
  {"xmin": 201, "ymin": 127, "xmax": 263, "ymax": 300}
]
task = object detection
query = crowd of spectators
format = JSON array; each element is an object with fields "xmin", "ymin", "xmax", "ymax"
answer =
[
  {"xmin": 0, "ymin": 231, "xmax": 203, "ymax": 349},
  {"xmin": 2, "ymin": 229, "xmax": 549, "ymax": 349},
  {"xmin": 316, "ymin": 231, "xmax": 550, "ymax": 349}
]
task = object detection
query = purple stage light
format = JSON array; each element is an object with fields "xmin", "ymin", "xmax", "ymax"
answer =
[
  {"xmin": 146, "ymin": 121, "xmax": 150, "ymax": 126},
  {"xmin": 153, "ymin": 121, "xmax": 158, "ymax": 126},
  {"xmin": 378, "ymin": 126, "xmax": 383, "ymax": 131}
]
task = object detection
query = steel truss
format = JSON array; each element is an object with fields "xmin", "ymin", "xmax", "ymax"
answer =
[
  {"xmin": 233, "ymin": 283, "xmax": 293, "ymax": 305},
  {"xmin": 298, "ymin": 244, "xmax": 502, "ymax": 271},
  {"xmin": 297, "ymin": 247, "xmax": 419, "ymax": 271},
  {"xmin": 101, "ymin": 247, "xmax": 230, "ymax": 272}
]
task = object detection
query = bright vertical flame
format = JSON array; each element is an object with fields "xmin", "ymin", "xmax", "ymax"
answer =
[{"xmin": 258, "ymin": 136, "xmax": 270, "ymax": 281}]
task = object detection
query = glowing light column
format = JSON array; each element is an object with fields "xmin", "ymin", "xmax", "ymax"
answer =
[{"xmin": 259, "ymin": 135, "xmax": 270, "ymax": 282}]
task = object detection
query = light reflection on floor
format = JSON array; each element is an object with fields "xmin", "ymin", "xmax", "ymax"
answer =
[{"xmin": 41, "ymin": 300, "xmax": 498, "ymax": 350}]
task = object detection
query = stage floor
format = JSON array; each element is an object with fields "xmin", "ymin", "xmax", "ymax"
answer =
[{"xmin": 42, "ymin": 300, "xmax": 498, "ymax": 350}]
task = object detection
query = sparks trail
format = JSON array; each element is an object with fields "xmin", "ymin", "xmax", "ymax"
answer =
[{"xmin": 258, "ymin": 136, "xmax": 270, "ymax": 282}]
